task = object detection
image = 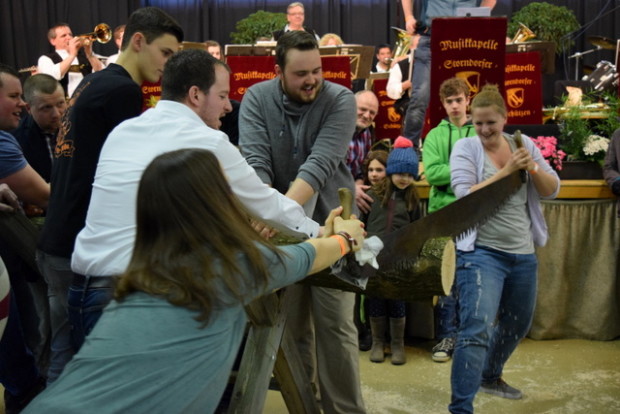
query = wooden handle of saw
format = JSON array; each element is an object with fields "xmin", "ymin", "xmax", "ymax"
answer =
[
  {"xmin": 513, "ymin": 129, "xmax": 526, "ymax": 183},
  {"xmin": 514, "ymin": 129, "xmax": 523, "ymax": 149},
  {"xmin": 338, "ymin": 187, "xmax": 353, "ymax": 219}
]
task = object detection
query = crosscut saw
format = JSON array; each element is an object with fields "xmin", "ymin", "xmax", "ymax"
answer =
[
  {"xmin": 376, "ymin": 169, "xmax": 523, "ymax": 269},
  {"xmin": 324, "ymin": 169, "xmax": 524, "ymax": 292}
]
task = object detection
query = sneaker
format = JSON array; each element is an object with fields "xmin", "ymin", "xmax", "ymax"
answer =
[
  {"xmin": 432, "ymin": 337, "xmax": 455, "ymax": 362},
  {"xmin": 479, "ymin": 378, "xmax": 523, "ymax": 400}
]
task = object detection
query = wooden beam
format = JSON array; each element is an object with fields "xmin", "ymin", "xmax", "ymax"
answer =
[
  {"xmin": 228, "ymin": 290, "xmax": 319, "ymax": 414},
  {"xmin": 414, "ymin": 178, "xmax": 614, "ymax": 199}
]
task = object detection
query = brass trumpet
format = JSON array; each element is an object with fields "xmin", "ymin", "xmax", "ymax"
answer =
[
  {"xmin": 391, "ymin": 27, "xmax": 413, "ymax": 63},
  {"xmin": 78, "ymin": 23, "xmax": 112, "ymax": 46},
  {"xmin": 511, "ymin": 23, "xmax": 536, "ymax": 43}
]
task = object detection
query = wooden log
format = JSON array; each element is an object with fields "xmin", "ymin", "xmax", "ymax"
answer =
[{"xmin": 301, "ymin": 237, "xmax": 455, "ymax": 302}]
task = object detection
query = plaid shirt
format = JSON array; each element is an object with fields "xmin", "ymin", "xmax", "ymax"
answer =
[{"xmin": 346, "ymin": 127, "xmax": 373, "ymax": 180}]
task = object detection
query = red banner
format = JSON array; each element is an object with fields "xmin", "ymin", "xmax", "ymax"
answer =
[
  {"xmin": 226, "ymin": 56, "xmax": 276, "ymax": 102},
  {"xmin": 320, "ymin": 56, "xmax": 352, "ymax": 89},
  {"xmin": 504, "ymin": 51, "xmax": 543, "ymax": 124},
  {"xmin": 226, "ymin": 55, "xmax": 352, "ymax": 102},
  {"xmin": 141, "ymin": 80, "xmax": 162, "ymax": 112},
  {"xmin": 428, "ymin": 17, "xmax": 507, "ymax": 134},
  {"xmin": 372, "ymin": 78, "xmax": 402, "ymax": 140}
]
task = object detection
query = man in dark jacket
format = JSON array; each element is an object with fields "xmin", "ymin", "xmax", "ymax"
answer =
[{"xmin": 272, "ymin": 2, "xmax": 319, "ymax": 41}]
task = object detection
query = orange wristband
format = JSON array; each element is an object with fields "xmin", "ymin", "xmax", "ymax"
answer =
[
  {"xmin": 330, "ymin": 234, "xmax": 347, "ymax": 256},
  {"xmin": 529, "ymin": 163, "xmax": 539, "ymax": 175}
]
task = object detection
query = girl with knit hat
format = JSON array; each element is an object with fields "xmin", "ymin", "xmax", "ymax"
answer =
[{"xmin": 361, "ymin": 136, "xmax": 421, "ymax": 365}]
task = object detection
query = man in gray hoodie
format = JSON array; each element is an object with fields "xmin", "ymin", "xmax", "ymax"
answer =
[{"xmin": 239, "ymin": 31, "xmax": 365, "ymax": 414}]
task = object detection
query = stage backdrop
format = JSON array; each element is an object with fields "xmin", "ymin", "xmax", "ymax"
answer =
[{"xmin": 1, "ymin": 1, "xmax": 619, "ymax": 109}]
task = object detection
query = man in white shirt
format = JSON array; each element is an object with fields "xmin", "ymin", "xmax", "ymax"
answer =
[
  {"xmin": 37, "ymin": 23, "xmax": 103, "ymax": 97},
  {"xmin": 386, "ymin": 34, "xmax": 420, "ymax": 103},
  {"xmin": 372, "ymin": 44, "xmax": 392, "ymax": 73},
  {"xmin": 71, "ymin": 49, "xmax": 319, "ymax": 338}
]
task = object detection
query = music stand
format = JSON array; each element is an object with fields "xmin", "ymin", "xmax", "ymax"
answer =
[
  {"xmin": 319, "ymin": 45, "xmax": 374, "ymax": 80},
  {"xmin": 181, "ymin": 41, "xmax": 206, "ymax": 50},
  {"xmin": 225, "ymin": 44, "xmax": 276, "ymax": 57},
  {"xmin": 366, "ymin": 72, "xmax": 390, "ymax": 90}
]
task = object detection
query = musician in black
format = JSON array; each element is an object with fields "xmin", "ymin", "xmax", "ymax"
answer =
[{"xmin": 272, "ymin": 2, "xmax": 319, "ymax": 41}]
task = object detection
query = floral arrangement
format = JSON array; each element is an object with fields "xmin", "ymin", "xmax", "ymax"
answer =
[
  {"xmin": 532, "ymin": 136, "xmax": 566, "ymax": 170},
  {"xmin": 582, "ymin": 134, "xmax": 610, "ymax": 164},
  {"xmin": 558, "ymin": 91, "xmax": 619, "ymax": 165}
]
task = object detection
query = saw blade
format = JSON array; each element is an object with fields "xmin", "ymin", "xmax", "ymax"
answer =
[{"xmin": 376, "ymin": 170, "xmax": 523, "ymax": 269}]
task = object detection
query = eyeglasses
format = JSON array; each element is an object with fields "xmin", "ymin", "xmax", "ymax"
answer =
[{"xmin": 288, "ymin": 12, "xmax": 304, "ymax": 16}]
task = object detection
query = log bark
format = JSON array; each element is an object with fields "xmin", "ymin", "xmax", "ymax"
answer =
[{"xmin": 301, "ymin": 237, "xmax": 455, "ymax": 302}]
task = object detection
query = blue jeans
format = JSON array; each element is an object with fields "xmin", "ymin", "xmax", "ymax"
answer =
[
  {"xmin": 35, "ymin": 250, "xmax": 75, "ymax": 384},
  {"xmin": 449, "ymin": 246, "xmax": 537, "ymax": 414},
  {"xmin": 0, "ymin": 290, "xmax": 40, "ymax": 396},
  {"xmin": 436, "ymin": 292, "xmax": 458, "ymax": 339},
  {"xmin": 67, "ymin": 277, "xmax": 114, "ymax": 351},
  {"xmin": 403, "ymin": 35, "xmax": 431, "ymax": 148},
  {"xmin": 367, "ymin": 297, "xmax": 406, "ymax": 318}
]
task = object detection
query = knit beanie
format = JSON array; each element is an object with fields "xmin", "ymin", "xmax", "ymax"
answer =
[{"xmin": 386, "ymin": 136, "xmax": 419, "ymax": 177}]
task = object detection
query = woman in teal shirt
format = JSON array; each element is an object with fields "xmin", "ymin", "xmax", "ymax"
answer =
[{"xmin": 25, "ymin": 148, "xmax": 364, "ymax": 414}]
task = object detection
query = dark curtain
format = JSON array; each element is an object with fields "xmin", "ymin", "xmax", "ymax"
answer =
[
  {"xmin": 1, "ymin": 0, "xmax": 619, "ymax": 99},
  {"xmin": 0, "ymin": 0, "xmax": 138, "ymax": 77}
]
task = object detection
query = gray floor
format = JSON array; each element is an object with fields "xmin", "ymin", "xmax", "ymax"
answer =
[
  {"xmin": 3, "ymin": 338, "xmax": 617, "ymax": 413},
  {"xmin": 264, "ymin": 338, "xmax": 620, "ymax": 413}
]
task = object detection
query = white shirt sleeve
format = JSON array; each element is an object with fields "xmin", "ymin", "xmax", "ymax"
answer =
[
  {"xmin": 214, "ymin": 139, "xmax": 320, "ymax": 239},
  {"xmin": 106, "ymin": 53, "xmax": 119, "ymax": 66},
  {"xmin": 386, "ymin": 63, "xmax": 404, "ymax": 100}
]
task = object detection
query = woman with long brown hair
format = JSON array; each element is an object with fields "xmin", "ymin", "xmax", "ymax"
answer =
[{"xmin": 25, "ymin": 148, "xmax": 364, "ymax": 413}]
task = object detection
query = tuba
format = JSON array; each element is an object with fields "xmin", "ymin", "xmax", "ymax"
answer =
[
  {"xmin": 511, "ymin": 23, "xmax": 536, "ymax": 43},
  {"xmin": 390, "ymin": 27, "xmax": 413, "ymax": 64},
  {"xmin": 78, "ymin": 23, "xmax": 112, "ymax": 46}
]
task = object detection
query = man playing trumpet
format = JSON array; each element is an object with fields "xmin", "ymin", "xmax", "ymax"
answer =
[{"xmin": 37, "ymin": 23, "xmax": 104, "ymax": 98}]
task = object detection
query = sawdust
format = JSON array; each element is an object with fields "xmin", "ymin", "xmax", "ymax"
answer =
[
  {"xmin": 264, "ymin": 338, "xmax": 620, "ymax": 413},
  {"xmin": 358, "ymin": 338, "xmax": 620, "ymax": 413}
]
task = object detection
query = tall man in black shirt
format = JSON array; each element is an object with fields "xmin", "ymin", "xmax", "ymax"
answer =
[{"xmin": 36, "ymin": 7, "xmax": 183, "ymax": 384}]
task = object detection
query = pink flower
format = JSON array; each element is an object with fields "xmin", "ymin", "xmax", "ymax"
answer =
[{"xmin": 532, "ymin": 136, "xmax": 566, "ymax": 170}]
